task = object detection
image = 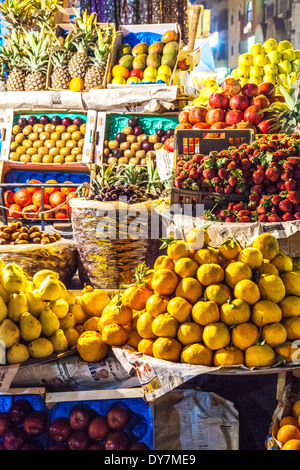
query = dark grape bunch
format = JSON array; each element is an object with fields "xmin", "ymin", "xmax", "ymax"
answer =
[{"xmin": 90, "ymin": 184, "xmax": 158, "ymax": 203}]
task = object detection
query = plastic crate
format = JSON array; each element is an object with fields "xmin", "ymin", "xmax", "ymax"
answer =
[{"xmin": 175, "ymin": 128, "xmax": 254, "ymax": 156}]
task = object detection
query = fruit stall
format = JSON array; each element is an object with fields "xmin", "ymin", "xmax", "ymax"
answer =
[{"xmin": 0, "ymin": 0, "xmax": 299, "ymax": 453}]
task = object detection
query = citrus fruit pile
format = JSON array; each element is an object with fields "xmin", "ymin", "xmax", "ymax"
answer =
[
  {"xmin": 276, "ymin": 400, "xmax": 300, "ymax": 450},
  {"xmin": 89, "ymin": 229, "xmax": 300, "ymax": 369}
]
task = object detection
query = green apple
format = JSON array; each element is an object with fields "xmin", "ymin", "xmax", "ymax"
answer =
[
  {"xmin": 263, "ymin": 38, "xmax": 277, "ymax": 53},
  {"xmin": 253, "ymin": 54, "xmax": 267, "ymax": 67},
  {"xmin": 263, "ymin": 74, "xmax": 276, "ymax": 84},
  {"xmin": 277, "ymin": 40, "xmax": 293, "ymax": 53},
  {"xmin": 278, "ymin": 73, "xmax": 288, "ymax": 86},
  {"xmin": 267, "ymin": 50, "xmax": 281, "ymax": 64},
  {"xmin": 237, "ymin": 65, "xmax": 250, "ymax": 78},
  {"xmin": 292, "ymin": 59, "xmax": 300, "ymax": 72},
  {"xmin": 250, "ymin": 66, "xmax": 263, "ymax": 77},
  {"xmin": 278, "ymin": 60, "xmax": 292, "ymax": 74},
  {"xmin": 250, "ymin": 43, "xmax": 264, "ymax": 56},
  {"xmin": 294, "ymin": 50, "xmax": 300, "ymax": 60},
  {"xmin": 238, "ymin": 53, "xmax": 253, "ymax": 66},
  {"xmin": 264, "ymin": 63, "xmax": 278, "ymax": 75},
  {"xmin": 281, "ymin": 50, "xmax": 295, "ymax": 62}
]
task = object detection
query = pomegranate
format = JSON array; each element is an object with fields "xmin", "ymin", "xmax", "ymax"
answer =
[
  {"xmin": 256, "ymin": 119, "xmax": 277, "ymax": 134},
  {"xmin": 178, "ymin": 110, "xmax": 190, "ymax": 124},
  {"xmin": 188, "ymin": 106, "xmax": 208, "ymax": 124},
  {"xmin": 250, "ymin": 94, "xmax": 270, "ymax": 109},
  {"xmin": 242, "ymin": 83, "xmax": 259, "ymax": 98},
  {"xmin": 225, "ymin": 109, "xmax": 244, "ymax": 126},
  {"xmin": 205, "ymin": 108, "xmax": 225, "ymax": 125},
  {"xmin": 229, "ymin": 94, "xmax": 249, "ymax": 111},
  {"xmin": 209, "ymin": 92, "xmax": 229, "ymax": 110},
  {"xmin": 258, "ymin": 82, "xmax": 275, "ymax": 98},
  {"xmin": 244, "ymin": 105, "xmax": 264, "ymax": 126},
  {"xmin": 221, "ymin": 77, "xmax": 242, "ymax": 96}
]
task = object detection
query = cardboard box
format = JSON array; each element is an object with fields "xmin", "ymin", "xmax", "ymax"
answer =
[{"xmin": 107, "ymin": 23, "xmax": 181, "ymax": 89}]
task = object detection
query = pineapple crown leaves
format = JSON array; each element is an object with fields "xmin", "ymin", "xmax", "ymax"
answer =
[
  {"xmin": 93, "ymin": 162, "xmax": 119, "ymax": 191},
  {"xmin": 0, "ymin": 0, "xmax": 32, "ymax": 31},
  {"xmin": 49, "ymin": 29, "xmax": 77, "ymax": 67},
  {"xmin": 29, "ymin": 0, "xmax": 63, "ymax": 29},
  {"xmin": 268, "ymin": 73, "xmax": 300, "ymax": 135},
  {"xmin": 68, "ymin": 8, "xmax": 98, "ymax": 52},
  {"xmin": 117, "ymin": 163, "xmax": 148, "ymax": 187},
  {"xmin": 21, "ymin": 27, "xmax": 51, "ymax": 73}
]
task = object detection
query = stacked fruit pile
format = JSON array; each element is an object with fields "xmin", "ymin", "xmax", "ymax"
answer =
[
  {"xmin": 0, "ymin": 398, "xmax": 150, "ymax": 450},
  {"xmin": 0, "ymin": 222, "xmax": 61, "ymax": 245},
  {"xmin": 79, "ymin": 228, "xmax": 300, "ymax": 369},
  {"xmin": 274, "ymin": 400, "xmax": 300, "ymax": 450},
  {"xmin": 110, "ymin": 30, "xmax": 179, "ymax": 85},
  {"xmin": 233, "ymin": 38, "xmax": 300, "ymax": 89},
  {"xmin": 174, "ymin": 133, "xmax": 300, "ymax": 223},
  {"xmin": 9, "ymin": 114, "xmax": 85, "ymax": 164},
  {"xmin": 5, "ymin": 178, "xmax": 76, "ymax": 221},
  {"xmin": 179, "ymin": 77, "xmax": 283, "ymax": 135},
  {"xmin": 0, "ymin": 263, "xmax": 84, "ymax": 364},
  {"xmin": 103, "ymin": 116, "xmax": 174, "ymax": 166}
]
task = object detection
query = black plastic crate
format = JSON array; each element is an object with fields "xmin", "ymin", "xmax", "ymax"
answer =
[
  {"xmin": 175, "ymin": 128, "xmax": 254, "ymax": 156},
  {"xmin": 171, "ymin": 187, "xmax": 249, "ymax": 212}
]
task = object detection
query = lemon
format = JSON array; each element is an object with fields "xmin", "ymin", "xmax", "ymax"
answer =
[
  {"xmin": 192, "ymin": 300, "xmax": 220, "ymax": 326},
  {"xmin": 245, "ymin": 343, "xmax": 276, "ymax": 368},
  {"xmin": 175, "ymin": 278, "xmax": 203, "ymax": 304},
  {"xmin": 225, "ymin": 262, "xmax": 252, "ymax": 288},
  {"xmin": 213, "ymin": 346, "xmax": 244, "ymax": 367},
  {"xmin": 251, "ymin": 300, "xmax": 282, "ymax": 326},
  {"xmin": 174, "ymin": 257, "xmax": 198, "ymax": 278},
  {"xmin": 152, "ymin": 313, "xmax": 179, "ymax": 337},
  {"xmin": 270, "ymin": 253, "xmax": 293, "ymax": 273},
  {"xmin": 144, "ymin": 66, "xmax": 157, "ymax": 78},
  {"xmin": 126, "ymin": 76, "xmax": 141, "ymax": 84},
  {"xmin": 202, "ymin": 322, "xmax": 231, "ymax": 350},
  {"xmin": 220, "ymin": 299, "xmax": 251, "ymax": 326},
  {"xmin": 112, "ymin": 64, "xmax": 129, "ymax": 78},
  {"xmin": 197, "ymin": 263, "xmax": 224, "ymax": 286},
  {"xmin": 156, "ymin": 73, "xmax": 169, "ymax": 83},
  {"xmin": 279, "ymin": 296, "xmax": 300, "ymax": 318},
  {"xmin": 258, "ymin": 274, "xmax": 286, "ymax": 303},
  {"xmin": 281, "ymin": 271, "xmax": 300, "ymax": 296},
  {"xmin": 204, "ymin": 283, "xmax": 231, "ymax": 306},
  {"xmin": 252, "ymin": 233, "xmax": 279, "ymax": 260},
  {"xmin": 181, "ymin": 343, "xmax": 213, "ymax": 366},
  {"xmin": 158, "ymin": 65, "xmax": 172, "ymax": 76},
  {"xmin": 167, "ymin": 296, "xmax": 192, "ymax": 323},
  {"xmin": 261, "ymin": 322, "xmax": 287, "ymax": 348},
  {"xmin": 112, "ymin": 76, "xmax": 126, "ymax": 84},
  {"xmin": 177, "ymin": 322, "xmax": 203, "ymax": 346},
  {"xmin": 234, "ymin": 279, "xmax": 261, "ymax": 305},
  {"xmin": 231, "ymin": 323, "xmax": 259, "ymax": 351},
  {"xmin": 194, "ymin": 247, "xmax": 221, "ymax": 266},
  {"xmin": 238, "ymin": 247, "xmax": 263, "ymax": 269}
]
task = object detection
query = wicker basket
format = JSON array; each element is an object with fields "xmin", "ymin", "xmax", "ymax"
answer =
[
  {"xmin": 70, "ymin": 198, "xmax": 163, "ymax": 289},
  {"xmin": 0, "ymin": 240, "xmax": 78, "ymax": 287}
]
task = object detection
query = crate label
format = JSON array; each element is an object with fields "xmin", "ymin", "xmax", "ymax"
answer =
[
  {"xmin": 156, "ymin": 148, "xmax": 174, "ymax": 182},
  {"xmin": 82, "ymin": 110, "xmax": 97, "ymax": 164},
  {"xmin": 95, "ymin": 112, "xmax": 107, "ymax": 165}
]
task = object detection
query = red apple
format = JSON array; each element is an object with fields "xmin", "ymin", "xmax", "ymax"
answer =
[
  {"xmin": 105, "ymin": 431, "xmax": 130, "ymax": 450},
  {"xmin": 250, "ymin": 94, "xmax": 270, "ymax": 109},
  {"xmin": 221, "ymin": 77, "xmax": 241, "ymax": 96},
  {"xmin": 244, "ymin": 105, "xmax": 264, "ymax": 126},
  {"xmin": 49, "ymin": 417, "xmax": 72, "ymax": 443},
  {"xmin": 23, "ymin": 410, "xmax": 47, "ymax": 437},
  {"xmin": 67, "ymin": 430, "xmax": 91, "ymax": 450},
  {"xmin": 88, "ymin": 444, "xmax": 105, "ymax": 450},
  {"xmin": 107, "ymin": 406, "xmax": 130, "ymax": 431},
  {"xmin": 242, "ymin": 83, "xmax": 259, "ymax": 98},
  {"xmin": 258, "ymin": 81, "xmax": 275, "ymax": 98},
  {"xmin": 3, "ymin": 427, "xmax": 28, "ymax": 450},
  {"xmin": 88, "ymin": 415, "xmax": 109, "ymax": 441},
  {"xmin": 9, "ymin": 399, "xmax": 33, "ymax": 425},
  {"xmin": 205, "ymin": 108, "xmax": 225, "ymax": 125},
  {"xmin": 188, "ymin": 106, "xmax": 208, "ymax": 124},
  {"xmin": 225, "ymin": 109, "xmax": 244, "ymax": 125},
  {"xmin": 69, "ymin": 404, "xmax": 94, "ymax": 431},
  {"xmin": 129, "ymin": 442, "xmax": 150, "ymax": 450},
  {"xmin": 0, "ymin": 412, "xmax": 11, "ymax": 438},
  {"xmin": 48, "ymin": 443, "xmax": 69, "ymax": 450},
  {"xmin": 130, "ymin": 69, "xmax": 143, "ymax": 80},
  {"xmin": 208, "ymin": 92, "xmax": 229, "ymax": 110},
  {"xmin": 229, "ymin": 94, "xmax": 249, "ymax": 111}
]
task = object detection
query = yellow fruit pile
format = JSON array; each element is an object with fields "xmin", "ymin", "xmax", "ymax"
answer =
[
  {"xmin": 276, "ymin": 400, "xmax": 300, "ymax": 450},
  {"xmin": 93, "ymin": 229, "xmax": 300, "ymax": 369},
  {"xmin": 0, "ymin": 262, "xmax": 111, "ymax": 365}
]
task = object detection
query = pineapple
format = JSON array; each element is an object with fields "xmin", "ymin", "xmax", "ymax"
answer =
[
  {"xmin": 50, "ymin": 31, "xmax": 74, "ymax": 90},
  {"xmin": 84, "ymin": 29, "xmax": 111, "ymax": 90},
  {"xmin": 0, "ymin": 0, "xmax": 32, "ymax": 32},
  {"xmin": 67, "ymin": 9, "xmax": 98, "ymax": 80},
  {"xmin": 30, "ymin": 0, "xmax": 63, "ymax": 30},
  {"xmin": 22, "ymin": 28, "xmax": 51, "ymax": 91},
  {"xmin": 0, "ymin": 32, "xmax": 26, "ymax": 91}
]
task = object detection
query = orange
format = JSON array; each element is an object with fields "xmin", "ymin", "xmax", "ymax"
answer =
[
  {"xmin": 136, "ymin": 312, "xmax": 156, "ymax": 339},
  {"xmin": 252, "ymin": 233, "xmax": 279, "ymax": 260},
  {"xmin": 152, "ymin": 269, "xmax": 178, "ymax": 296},
  {"xmin": 112, "ymin": 65, "xmax": 130, "ymax": 79},
  {"xmin": 122, "ymin": 284, "xmax": 152, "ymax": 311},
  {"xmin": 213, "ymin": 346, "xmax": 244, "ymax": 367},
  {"xmin": 275, "ymin": 341, "xmax": 300, "ymax": 363},
  {"xmin": 192, "ymin": 300, "xmax": 220, "ymax": 326},
  {"xmin": 152, "ymin": 337, "xmax": 182, "ymax": 362},
  {"xmin": 167, "ymin": 297, "xmax": 192, "ymax": 323},
  {"xmin": 277, "ymin": 424, "xmax": 300, "ymax": 444},
  {"xmin": 202, "ymin": 322, "xmax": 231, "ymax": 350},
  {"xmin": 197, "ymin": 263, "xmax": 224, "ymax": 286},
  {"xmin": 175, "ymin": 278, "xmax": 203, "ymax": 304},
  {"xmin": 244, "ymin": 343, "xmax": 276, "ymax": 368},
  {"xmin": 181, "ymin": 343, "xmax": 213, "ymax": 366},
  {"xmin": 154, "ymin": 255, "xmax": 174, "ymax": 272},
  {"xmin": 152, "ymin": 313, "xmax": 179, "ymax": 338},
  {"xmin": 177, "ymin": 322, "xmax": 203, "ymax": 346},
  {"xmin": 101, "ymin": 323, "xmax": 128, "ymax": 346},
  {"xmin": 69, "ymin": 77, "xmax": 84, "ymax": 91},
  {"xmin": 97, "ymin": 314, "xmax": 113, "ymax": 333},
  {"xmin": 280, "ymin": 416, "xmax": 299, "ymax": 428},
  {"xmin": 138, "ymin": 338, "xmax": 155, "ymax": 356},
  {"xmin": 293, "ymin": 400, "xmax": 300, "ymax": 419},
  {"xmin": 127, "ymin": 329, "xmax": 142, "ymax": 349},
  {"xmin": 204, "ymin": 283, "xmax": 231, "ymax": 306},
  {"xmin": 77, "ymin": 331, "xmax": 108, "ymax": 362},
  {"xmin": 282, "ymin": 439, "xmax": 300, "ymax": 450},
  {"xmin": 146, "ymin": 294, "xmax": 169, "ymax": 317}
]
